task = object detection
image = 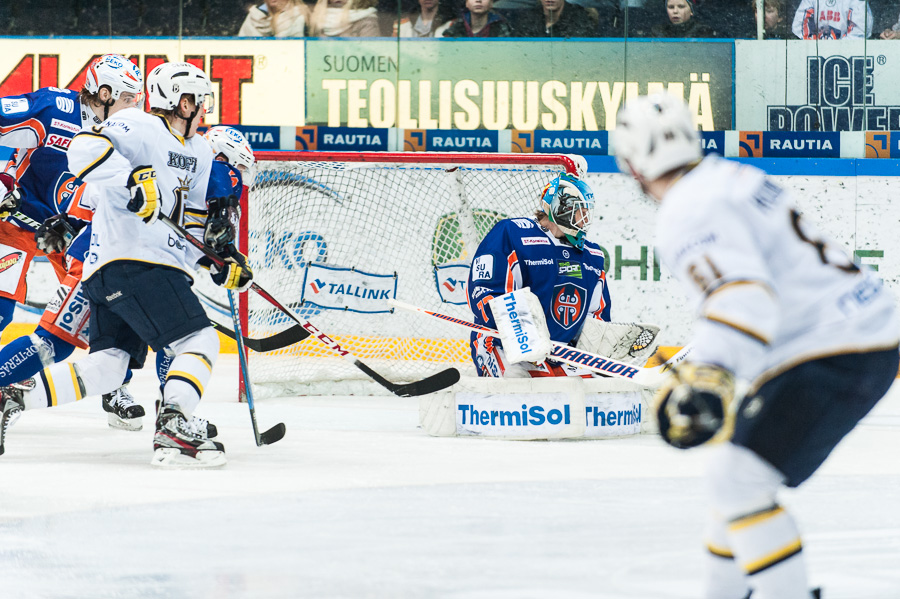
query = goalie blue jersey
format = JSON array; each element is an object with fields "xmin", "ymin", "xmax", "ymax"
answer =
[
  {"xmin": 0, "ymin": 87, "xmax": 96, "ymax": 231},
  {"xmin": 466, "ymin": 217, "xmax": 612, "ymax": 350}
]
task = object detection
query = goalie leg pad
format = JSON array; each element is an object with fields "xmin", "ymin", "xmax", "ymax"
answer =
[{"xmin": 487, "ymin": 287, "xmax": 552, "ymax": 366}]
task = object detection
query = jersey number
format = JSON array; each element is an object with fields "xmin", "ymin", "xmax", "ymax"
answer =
[{"xmin": 790, "ymin": 209, "xmax": 858, "ymax": 273}]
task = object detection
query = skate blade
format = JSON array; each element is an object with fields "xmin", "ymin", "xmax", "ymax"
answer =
[
  {"xmin": 107, "ymin": 413, "xmax": 142, "ymax": 432},
  {"xmin": 150, "ymin": 447, "xmax": 226, "ymax": 469}
]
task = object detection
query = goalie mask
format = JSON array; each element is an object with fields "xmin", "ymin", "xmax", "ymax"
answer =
[{"xmin": 539, "ymin": 173, "xmax": 595, "ymax": 250}]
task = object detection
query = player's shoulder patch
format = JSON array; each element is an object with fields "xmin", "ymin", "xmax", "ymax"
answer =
[
  {"xmin": 0, "ymin": 97, "xmax": 28, "ymax": 115},
  {"xmin": 510, "ymin": 217, "xmax": 535, "ymax": 229},
  {"xmin": 472, "ymin": 255, "xmax": 494, "ymax": 281}
]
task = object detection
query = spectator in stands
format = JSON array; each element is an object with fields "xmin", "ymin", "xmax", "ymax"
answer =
[
  {"xmin": 880, "ymin": 10, "xmax": 900, "ymax": 37},
  {"xmin": 650, "ymin": 0, "xmax": 716, "ymax": 36},
  {"xmin": 308, "ymin": 0, "xmax": 381, "ymax": 35},
  {"xmin": 515, "ymin": 0, "xmax": 598, "ymax": 36},
  {"xmin": 395, "ymin": 0, "xmax": 454, "ymax": 35},
  {"xmin": 239, "ymin": 0, "xmax": 308, "ymax": 36},
  {"xmin": 442, "ymin": 0, "xmax": 513, "ymax": 35},
  {"xmin": 750, "ymin": 0, "xmax": 790, "ymax": 38},
  {"xmin": 792, "ymin": 0, "xmax": 873, "ymax": 38}
]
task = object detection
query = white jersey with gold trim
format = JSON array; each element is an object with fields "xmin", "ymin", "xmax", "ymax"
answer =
[
  {"xmin": 656, "ymin": 155, "xmax": 899, "ymax": 382},
  {"xmin": 66, "ymin": 107, "xmax": 212, "ymax": 281}
]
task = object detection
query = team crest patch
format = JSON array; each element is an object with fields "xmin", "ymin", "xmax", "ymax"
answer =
[{"xmin": 552, "ymin": 283, "xmax": 586, "ymax": 329}]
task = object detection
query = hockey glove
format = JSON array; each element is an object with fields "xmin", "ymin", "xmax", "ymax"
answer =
[
  {"xmin": 0, "ymin": 173, "xmax": 22, "ymax": 220},
  {"xmin": 35, "ymin": 214, "xmax": 77, "ymax": 254},
  {"xmin": 488, "ymin": 288, "xmax": 552, "ymax": 365},
  {"xmin": 204, "ymin": 195, "xmax": 240, "ymax": 252},
  {"xmin": 654, "ymin": 362, "xmax": 736, "ymax": 450},
  {"xmin": 125, "ymin": 165, "xmax": 161, "ymax": 225},
  {"xmin": 209, "ymin": 245, "xmax": 253, "ymax": 292}
]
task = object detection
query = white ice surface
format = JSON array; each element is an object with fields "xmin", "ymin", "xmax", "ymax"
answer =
[{"xmin": 1, "ymin": 352, "xmax": 899, "ymax": 599}]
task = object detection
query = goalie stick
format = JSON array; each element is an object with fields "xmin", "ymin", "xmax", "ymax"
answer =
[
  {"xmin": 227, "ymin": 290, "xmax": 286, "ymax": 446},
  {"xmin": 158, "ymin": 214, "xmax": 461, "ymax": 397},
  {"xmin": 388, "ymin": 299, "xmax": 691, "ymax": 387}
]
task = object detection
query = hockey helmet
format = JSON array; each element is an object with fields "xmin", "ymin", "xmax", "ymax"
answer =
[
  {"xmin": 612, "ymin": 93, "xmax": 702, "ymax": 182},
  {"xmin": 147, "ymin": 62, "xmax": 215, "ymax": 115},
  {"xmin": 539, "ymin": 173, "xmax": 595, "ymax": 250},
  {"xmin": 83, "ymin": 54, "xmax": 144, "ymax": 101},
  {"xmin": 204, "ymin": 126, "xmax": 255, "ymax": 172}
]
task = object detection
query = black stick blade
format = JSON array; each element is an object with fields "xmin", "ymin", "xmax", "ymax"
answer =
[
  {"xmin": 258, "ymin": 423, "xmax": 287, "ymax": 446},
  {"xmin": 389, "ymin": 368, "xmax": 461, "ymax": 397}
]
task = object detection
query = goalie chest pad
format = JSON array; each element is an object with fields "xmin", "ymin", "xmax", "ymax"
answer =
[{"xmin": 467, "ymin": 218, "xmax": 611, "ymax": 347}]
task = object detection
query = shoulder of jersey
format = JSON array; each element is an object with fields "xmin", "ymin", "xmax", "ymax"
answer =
[{"xmin": 581, "ymin": 239, "xmax": 606, "ymax": 261}]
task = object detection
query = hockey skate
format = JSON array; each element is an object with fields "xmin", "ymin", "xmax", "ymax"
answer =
[
  {"xmin": 151, "ymin": 405, "xmax": 226, "ymax": 468},
  {"xmin": 155, "ymin": 393, "xmax": 218, "ymax": 438},
  {"xmin": 102, "ymin": 385, "xmax": 146, "ymax": 431},
  {"xmin": 0, "ymin": 385, "xmax": 25, "ymax": 456}
]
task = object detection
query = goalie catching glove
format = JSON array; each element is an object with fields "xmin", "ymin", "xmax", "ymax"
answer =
[
  {"xmin": 654, "ymin": 362, "xmax": 736, "ymax": 449},
  {"xmin": 204, "ymin": 195, "xmax": 240, "ymax": 252},
  {"xmin": 0, "ymin": 172, "xmax": 22, "ymax": 220},
  {"xmin": 487, "ymin": 288, "xmax": 552, "ymax": 365},
  {"xmin": 206, "ymin": 244, "xmax": 253, "ymax": 292},
  {"xmin": 35, "ymin": 214, "xmax": 77, "ymax": 254},
  {"xmin": 126, "ymin": 165, "xmax": 161, "ymax": 224}
]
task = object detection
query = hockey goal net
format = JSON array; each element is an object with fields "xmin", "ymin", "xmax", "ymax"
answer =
[{"xmin": 239, "ymin": 151, "xmax": 579, "ymax": 395}]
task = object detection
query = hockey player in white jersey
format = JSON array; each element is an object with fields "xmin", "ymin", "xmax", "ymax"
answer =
[
  {"xmin": 0, "ymin": 62, "xmax": 252, "ymax": 467},
  {"xmin": 613, "ymin": 94, "xmax": 899, "ymax": 599}
]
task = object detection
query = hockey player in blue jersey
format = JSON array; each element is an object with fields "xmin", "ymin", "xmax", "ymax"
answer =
[
  {"xmin": 466, "ymin": 172, "xmax": 612, "ymax": 378},
  {"xmin": 0, "ymin": 54, "xmax": 147, "ymax": 428}
]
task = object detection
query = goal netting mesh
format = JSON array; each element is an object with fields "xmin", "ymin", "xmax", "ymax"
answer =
[{"xmin": 240, "ymin": 152, "xmax": 577, "ymax": 395}]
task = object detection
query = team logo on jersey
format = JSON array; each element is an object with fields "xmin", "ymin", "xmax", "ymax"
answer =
[
  {"xmin": 521, "ymin": 237, "xmax": 550, "ymax": 246},
  {"xmin": 551, "ymin": 283, "xmax": 586, "ymax": 329},
  {"xmin": 562, "ymin": 249, "xmax": 570, "ymax": 258},
  {"xmin": 0, "ymin": 252, "xmax": 22, "ymax": 273},
  {"xmin": 558, "ymin": 262, "xmax": 582, "ymax": 278},
  {"xmin": 55, "ymin": 97, "xmax": 75, "ymax": 114}
]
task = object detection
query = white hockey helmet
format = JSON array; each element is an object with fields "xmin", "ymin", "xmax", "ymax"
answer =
[
  {"xmin": 612, "ymin": 94, "xmax": 702, "ymax": 182},
  {"xmin": 204, "ymin": 126, "xmax": 255, "ymax": 172},
  {"xmin": 83, "ymin": 54, "xmax": 144, "ymax": 100},
  {"xmin": 147, "ymin": 62, "xmax": 215, "ymax": 115}
]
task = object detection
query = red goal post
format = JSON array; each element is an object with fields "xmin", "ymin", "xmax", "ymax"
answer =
[{"xmin": 238, "ymin": 151, "xmax": 581, "ymax": 395}]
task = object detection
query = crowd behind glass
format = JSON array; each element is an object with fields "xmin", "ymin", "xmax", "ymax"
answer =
[{"xmin": 0, "ymin": 0, "xmax": 893, "ymax": 40}]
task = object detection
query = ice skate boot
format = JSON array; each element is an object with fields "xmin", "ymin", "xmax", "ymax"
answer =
[
  {"xmin": 102, "ymin": 385, "xmax": 145, "ymax": 431},
  {"xmin": 155, "ymin": 393, "xmax": 217, "ymax": 438},
  {"xmin": 151, "ymin": 405, "xmax": 226, "ymax": 468},
  {"xmin": 0, "ymin": 385, "xmax": 25, "ymax": 456}
]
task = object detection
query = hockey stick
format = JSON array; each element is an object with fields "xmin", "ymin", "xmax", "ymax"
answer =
[
  {"xmin": 158, "ymin": 214, "xmax": 461, "ymax": 397},
  {"xmin": 210, "ymin": 320, "xmax": 309, "ymax": 353},
  {"xmin": 227, "ymin": 290, "xmax": 286, "ymax": 446},
  {"xmin": 388, "ymin": 299, "xmax": 691, "ymax": 387}
]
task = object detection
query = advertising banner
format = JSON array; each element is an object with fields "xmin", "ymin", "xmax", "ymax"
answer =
[
  {"xmin": 0, "ymin": 39, "xmax": 304, "ymax": 126},
  {"xmin": 306, "ymin": 39, "xmax": 733, "ymax": 132},
  {"xmin": 735, "ymin": 40, "xmax": 900, "ymax": 132}
]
